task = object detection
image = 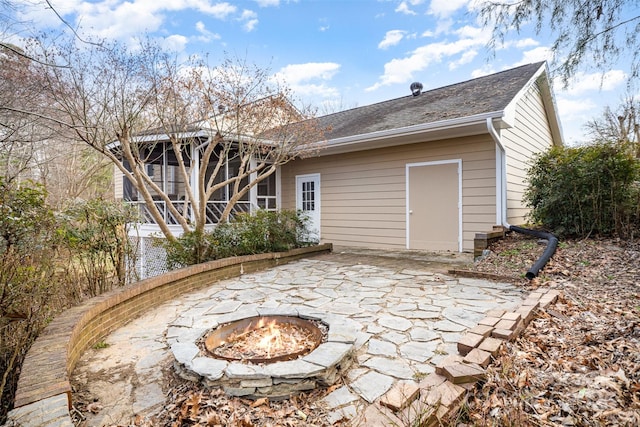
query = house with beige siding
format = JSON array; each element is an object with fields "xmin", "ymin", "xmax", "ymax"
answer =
[
  {"xmin": 117, "ymin": 61, "xmax": 562, "ymax": 273},
  {"xmin": 280, "ymin": 61, "xmax": 563, "ymax": 252}
]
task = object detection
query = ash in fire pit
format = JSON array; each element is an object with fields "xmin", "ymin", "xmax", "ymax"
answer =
[
  {"xmin": 204, "ymin": 315, "xmax": 326, "ymax": 363},
  {"xmin": 167, "ymin": 309, "xmax": 361, "ymax": 400}
]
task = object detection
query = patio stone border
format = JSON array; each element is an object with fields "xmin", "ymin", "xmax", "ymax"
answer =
[
  {"xmin": 352, "ymin": 288, "xmax": 562, "ymax": 426},
  {"xmin": 6, "ymin": 244, "xmax": 332, "ymax": 426}
]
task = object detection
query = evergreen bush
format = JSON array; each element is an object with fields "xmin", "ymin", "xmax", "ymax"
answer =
[
  {"xmin": 524, "ymin": 143, "xmax": 640, "ymax": 238},
  {"xmin": 163, "ymin": 209, "xmax": 315, "ymax": 269},
  {"xmin": 58, "ymin": 199, "xmax": 138, "ymax": 295},
  {"xmin": 0, "ymin": 179, "xmax": 60, "ymax": 419}
]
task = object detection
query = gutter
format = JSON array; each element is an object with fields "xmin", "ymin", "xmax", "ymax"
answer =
[{"xmin": 324, "ymin": 111, "xmax": 506, "ymax": 151}]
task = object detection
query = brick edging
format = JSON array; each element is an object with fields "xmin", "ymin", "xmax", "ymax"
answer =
[
  {"xmin": 355, "ymin": 288, "xmax": 562, "ymax": 426},
  {"xmin": 10, "ymin": 244, "xmax": 332, "ymax": 413}
]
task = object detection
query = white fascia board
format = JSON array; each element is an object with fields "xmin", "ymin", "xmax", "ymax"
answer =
[
  {"xmin": 501, "ymin": 63, "xmax": 547, "ymax": 128},
  {"xmin": 322, "ymin": 111, "xmax": 506, "ymax": 154},
  {"xmin": 537, "ymin": 74, "xmax": 565, "ymax": 146},
  {"xmin": 132, "ymin": 129, "xmax": 211, "ymax": 143},
  {"xmin": 502, "ymin": 62, "xmax": 564, "ymax": 146},
  {"xmin": 106, "ymin": 129, "xmax": 212, "ymax": 151}
]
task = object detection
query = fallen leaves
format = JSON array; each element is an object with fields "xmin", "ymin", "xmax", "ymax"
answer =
[
  {"xmin": 152, "ymin": 381, "xmax": 334, "ymax": 427},
  {"xmin": 466, "ymin": 235, "xmax": 640, "ymax": 426},
  {"xmin": 86, "ymin": 402, "xmax": 102, "ymax": 414}
]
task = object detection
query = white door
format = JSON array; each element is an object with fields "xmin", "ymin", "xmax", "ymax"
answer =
[{"xmin": 296, "ymin": 174, "xmax": 321, "ymax": 241}]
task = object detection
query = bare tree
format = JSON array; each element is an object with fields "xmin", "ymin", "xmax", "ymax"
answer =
[
  {"xmin": 36, "ymin": 40, "xmax": 325, "ymax": 241},
  {"xmin": 0, "ymin": 42, "xmax": 113, "ymax": 206},
  {"xmin": 0, "ymin": 45, "xmax": 51, "ymax": 184},
  {"xmin": 36, "ymin": 140, "xmax": 114, "ymax": 207},
  {"xmin": 585, "ymin": 96, "xmax": 640, "ymax": 157}
]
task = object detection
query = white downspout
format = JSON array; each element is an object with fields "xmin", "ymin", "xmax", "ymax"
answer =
[{"xmin": 486, "ymin": 118, "xmax": 511, "ymax": 229}]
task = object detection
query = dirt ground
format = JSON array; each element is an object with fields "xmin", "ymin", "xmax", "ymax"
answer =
[{"xmin": 71, "ymin": 233, "xmax": 640, "ymax": 426}]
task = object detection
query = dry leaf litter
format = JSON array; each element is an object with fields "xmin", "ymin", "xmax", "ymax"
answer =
[{"xmin": 462, "ymin": 233, "xmax": 640, "ymax": 426}]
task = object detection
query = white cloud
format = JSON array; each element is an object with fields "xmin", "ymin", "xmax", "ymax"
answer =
[
  {"xmin": 16, "ymin": 1, "xmax": 239, "ymax": 42},
  {"xmin": 470, "ymin": 45, "xmax": 551, "ymax": 79},
  {"xmin": 254, "ymin": 0, "xmax": 279, "ymax": 6},
  {"xmin": 18, "ymin": 0, "xmax": 72, "ymax": 27},
  {"xmin": 556, "ymin": 96, "xmax": 598, "ymax": 120},
  {"xmin": 558, "ymin": 70, "xmax": 627, "ymax": 96},
  {"xmin": 318, "ymin": 17, "xmax": 330, "ymax": 32},
  {"xmin": 195, "ymin": 21, "xmax": 207, "ymax": 33},
  {"xmin": 512, "ymin": 46, "xmax": 554, "ymax": 66},
  {"xmin": 424, "ymin": 17, "xmax": 456, "ymax": 36},
  {"xmin": 162, "ymin": 34, "xmax": 189, "ymax": 52},
  {"xmin": 243, "ymin": 19, "xmax": 259, "ymax": 31},
  {"xmin": 551, "ymin": 69, "xmax": 627, "ymax": 143},
  {"xmin": 554, "ymin": 96, "xmax": 599, "ymax": 143},
  {"xmin": 71, "ymin": 1, "xmax": 160, "ymax": 40},
  {"xmin": 186, "ymin": 1, "xmax": 237, "ymax": 19},
  {"xmin": 428, "ymin": 0, "xmax": 471, "ymax": 18},
  {"xmin": 367, "ymin": 25, "xmax": 489, "ymax": 91},
  {"xmin": 239, "ymin": 9, "xmax": 258, "ymax": 31},
  {"xmin": 449, "ymin": 50, "xmax": 477, "ymax": 69},
  {"xmin": 395, "ymin": 1, "xmax": 418, "ymax": 15},
  {"xmin": 275, "ymin": 62, "xmax": 341, "ymax": 98},
  {"xmin": 194, "ymin": 21, "xmax": 221, "ymax": 42},
  {"xmin": 277, "ymin": 62, "xmax": 340, "ymax": 83},
  {"xmin": 470, "ymin": 64, "xmax": 495, "ymax": 78},
  {"xmin": 454, "ymin": 25, "xmax": 487, "ymax": 39},
  {"xmin": 501, "ymin": 38, "xmax": 540, "ymax": 50},
  {"xmin": 378, "ymin": 30, "xmax": 407, "ymax": 50}
]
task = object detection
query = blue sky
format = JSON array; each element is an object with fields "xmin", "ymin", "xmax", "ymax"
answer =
[{"xmin": 8, "ymin": 0, "xmax": 635, "ymax": 144}]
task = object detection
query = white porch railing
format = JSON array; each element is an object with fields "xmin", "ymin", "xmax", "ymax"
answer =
[{"xmin": 127, "ymin": 200, "xmax": 253, "ymax": 225}]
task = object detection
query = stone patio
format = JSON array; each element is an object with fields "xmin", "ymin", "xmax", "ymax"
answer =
[{"xmin": 71, "ymin": 251, "xmax": 526, "ymax": 425}]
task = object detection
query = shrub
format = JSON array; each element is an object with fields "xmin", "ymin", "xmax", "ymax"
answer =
[
  {"xmin": 58, "ymin": 199, "xmax": 138, "ymax": 295},
  {"xmin": 0, "ymin": 184, "xmax": 139, "ymax": 421},
  {"xmin": 163, "ymin": 209, "xmax": 315, "ymax": 269},
  {"xmin": 524, "ymin": 143, "xmax": 640, "ymax": 238},
  {"xmin": 0, "ymin": 179, "xmax": 61, "ymax": 420}
]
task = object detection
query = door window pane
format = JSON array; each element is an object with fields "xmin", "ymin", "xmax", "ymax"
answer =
[{"xmin": 302, "ymin": 181, "xmax": 315, "ymax": 211}]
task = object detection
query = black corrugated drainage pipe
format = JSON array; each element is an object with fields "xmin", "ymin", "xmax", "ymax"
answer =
[{"xmin": 509, "ymin": 225, "xmax": 559, "ymax": 280}]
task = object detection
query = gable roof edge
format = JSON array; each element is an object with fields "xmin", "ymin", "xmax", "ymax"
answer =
[{"xmin": 503, "ymin": 62, "xmax": 564, "ymax": 146}]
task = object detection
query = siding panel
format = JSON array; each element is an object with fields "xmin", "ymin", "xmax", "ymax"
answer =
[
  {"xmin": 282, "ymin": 134, "xmax": 497, "ymax": 252},
  {"xmin": 502, "ymin": 81, "xmax": 557, "ymax": 225}
]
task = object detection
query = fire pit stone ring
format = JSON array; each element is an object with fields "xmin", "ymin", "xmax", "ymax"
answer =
[{"xmin": 166, "ymin": 306, "xmax": 364, "ymax": 399}]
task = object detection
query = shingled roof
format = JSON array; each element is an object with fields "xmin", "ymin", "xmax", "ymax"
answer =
[{"xmin": 317, "ymin": 62, "xmax": 546, "ymax": 141}]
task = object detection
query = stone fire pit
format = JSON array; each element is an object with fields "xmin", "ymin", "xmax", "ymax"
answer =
[{"xmin": 166, "ymin": 306, "xmax": 362, "ymax": 399}]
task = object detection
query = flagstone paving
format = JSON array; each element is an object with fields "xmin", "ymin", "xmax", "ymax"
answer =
[{"xmin": 71, "ymin": 252, "xmax": 525, "ymax": 425}]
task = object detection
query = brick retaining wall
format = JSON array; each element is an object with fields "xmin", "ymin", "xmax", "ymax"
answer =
[{"xmin": 8, "ymin": 244, "xmax": 331, "ymax": 425}]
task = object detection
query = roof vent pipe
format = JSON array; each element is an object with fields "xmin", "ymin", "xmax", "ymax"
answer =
[{"xmin": 410, "ymin": 82, "xmax": 423, "ymax": 96}]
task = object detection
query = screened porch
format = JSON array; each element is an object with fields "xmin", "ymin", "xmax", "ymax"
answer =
[{"xmin": 121, "ymin": 139, "xmax": 278, "ymax": 226}]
